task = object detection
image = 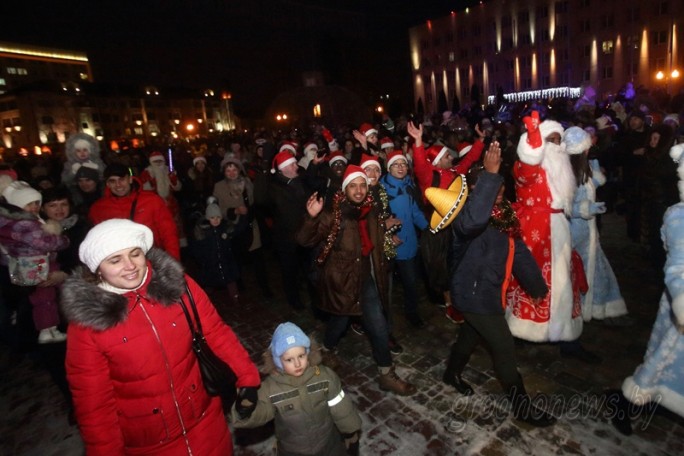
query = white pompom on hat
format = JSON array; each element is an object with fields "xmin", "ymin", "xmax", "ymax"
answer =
[
  {"xmin": 2, "ymin": 181, "xmax": 41, "ymax": 209},
  {"xmin": 341, "ymin": 164, "xmax": 368, "ymax": 192},
  {"xmin": 79, "ymin": 219, "xmax": 154, "ymax": 272}
]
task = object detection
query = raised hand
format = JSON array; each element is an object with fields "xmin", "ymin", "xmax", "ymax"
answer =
[
  {"xmin": 407, "ymin": 121, "xmax": 423, "ymax": 147},
  {"xmin": 483, "ymin": 141, "xmax": 502, "ymax": 174},
  {"xmin": 306, "ymin": 192, "xmax": 324, "ymax": 218},
  {"xmin": 522, "ymin": 111, "xmax": 542, "ymax": 148},
  {"xmin": 352, "ymin": 130, "xmax": 368, "ymax": 150}
]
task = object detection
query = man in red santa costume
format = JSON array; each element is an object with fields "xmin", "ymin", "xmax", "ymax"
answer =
[
  {"xmin": 506, "ymin": 112, "xmax": 599, "ymax": 363},
  {"xmin": 140, "ymin": 151, "xmax": 186, "ymax": 247}
]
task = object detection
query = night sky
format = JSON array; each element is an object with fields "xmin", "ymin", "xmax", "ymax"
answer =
[{"xmin": 1, "ymin": 0, "xmax": 473, "ymax": 117}]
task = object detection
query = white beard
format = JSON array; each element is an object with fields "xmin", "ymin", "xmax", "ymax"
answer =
[
  {"xmin": 541, "ymin": 143, "xmax": 576, "ymax": 214},
  {"xmin": 148, "ymin": 163, "xmax": 170, "ymax": 199}
]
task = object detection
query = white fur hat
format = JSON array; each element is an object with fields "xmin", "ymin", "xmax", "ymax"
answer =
[
  {"xmin": 539, "ymin": 120, "xmax": 564, "ymax": 141},
  {"xmin": 79, "ymin": 219, "xmax": 154, "ymax": 272},
  {"xmin": 563, "ymin": 126, "xmax": 592, "ymax": 155},
  {"xmin": 2, "ymin": 181, "xmax": 41, "ymax": 209}
]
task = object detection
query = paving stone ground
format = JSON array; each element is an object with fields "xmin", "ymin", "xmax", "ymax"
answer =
[{"xmin": 1, "ymin": 213, "xmax": 683, "ymax": 455}]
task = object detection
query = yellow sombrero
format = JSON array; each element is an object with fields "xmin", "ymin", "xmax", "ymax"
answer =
[{"xmin": 425, "ymin": 175, "xmax": 468, "ymax": 233}]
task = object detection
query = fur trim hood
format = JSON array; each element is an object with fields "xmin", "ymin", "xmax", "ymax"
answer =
[
  {"xmin": 60, "ymin": 248, "xmax": 185, "ymax": 331},
  {"xmin": 65, "ymin": 133, "xmax": 101, "ymax": 162},
  {"xmin": 260, "ymin": 338, "xmax": 322, "ymax": 375}
]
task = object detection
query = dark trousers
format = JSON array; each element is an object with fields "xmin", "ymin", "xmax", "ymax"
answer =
[
  {"xmin": 394, "ymin": 256, "xmax": 420, "ymax": 316},
  {"xmin": 324, "ymin": 276, "xmax": 392, "ymax": 367},
  {"xmin": 449, "ymin": 311, "xmax": 520, "ymax": 390},
  {"xmin": 274, "ymin": 242, "xmax": 314, "ymax": 308}
]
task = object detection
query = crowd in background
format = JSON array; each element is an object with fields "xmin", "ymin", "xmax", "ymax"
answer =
[{"xmin": 1, "ymin": 80, "xmax": 684, "ymax": 447}]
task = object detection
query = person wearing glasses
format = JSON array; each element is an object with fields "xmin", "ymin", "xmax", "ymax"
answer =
[{"xmin": 379, "ymin": 151, "xmax": 429, "ymax": 329}]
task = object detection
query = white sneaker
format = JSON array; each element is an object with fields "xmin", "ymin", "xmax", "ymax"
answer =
[{"xmin": 38, "ymin": 326, "xmax": 67, "ymax": 344}]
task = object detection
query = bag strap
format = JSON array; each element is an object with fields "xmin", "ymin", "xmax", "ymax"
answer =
[
  {"xmin": 178, "ymin": 281, "xmax": 205, "ymax": 338},
  {"xmin": 129, "ymin": 195, "xmax": 139, "ymax": 221}
]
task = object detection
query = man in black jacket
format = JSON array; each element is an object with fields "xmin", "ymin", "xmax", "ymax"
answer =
[{"xmin": 442, "ymin": 141, "xmax": 555, "ymax": 427}]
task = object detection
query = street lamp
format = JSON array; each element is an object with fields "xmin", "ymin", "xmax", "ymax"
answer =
[{"xmin": 656, "ymin": 69, "xmax": 680, "ymax": 94}]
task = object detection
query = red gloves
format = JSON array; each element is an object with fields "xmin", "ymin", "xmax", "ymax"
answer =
[
  {"xmin": 322, "ymin": 127, "xmax": 338, "ymax": 151},
  {"xmin": 169, "ymin": 172, "xmax": 178, "ymax": 186},
  {"xmin": 523, "ymin": 111, "xmax": 542, "ymax": 149}
]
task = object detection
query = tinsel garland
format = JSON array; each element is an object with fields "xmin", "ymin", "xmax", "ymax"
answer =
[
  {"xmin": 316, "ymin": 191, "xmax": 374, "ymax": 265},
  {"xmin": 489, "ymin": 197, "xmax": 521, "ymax": 237},
  {"xmin": 375, "ymin": 185, "xmax": 397, "ymax": 260}
]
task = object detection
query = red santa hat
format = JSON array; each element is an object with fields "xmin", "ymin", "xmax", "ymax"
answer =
[
  {"xmin": 360, "ymin": 153, "xmax": 381, "ymax": 171},
  {"xmin": 456, "ymin": 142, "xmax": 473, "ymax": 158},
  {"xmin": 359, "ymin": 123, "xmax": 378, "ymax": 137},
  {"xmin": 426, "ymin": 144, "xmax": 450, "ymax": 166},
  {"xmin": 303, "ymin": 142, "xmax": 318, "ymax": 156},
  {"xmin": 341, "ymin": 164, "xmax": 369, "ymax": 192},
  {"xmin": 149, "ymin": 151, "xmax": 165, "ymax": 164},
  {"xmin": 327, "ymin": 151, "xmax": 348, "ymax": 166},
  {"xmin": 380, "ymin": 137, "xmax": 394, "ymax": 150},
  {"xmin": 279, "ymin": 141, "xmax": 297, "ymax": 155},
  {"xmin": 270, "ymin": 151, "xmax": 298, "ymax": 174},
  {"xmin": 386, "ymin": 150, "xmax": 407, "ymax": 170}
]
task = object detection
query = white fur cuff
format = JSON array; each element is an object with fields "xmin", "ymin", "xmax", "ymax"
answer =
[{"xmin": 517, "ymin": 133, "xmax": 544, "ymax": 165}]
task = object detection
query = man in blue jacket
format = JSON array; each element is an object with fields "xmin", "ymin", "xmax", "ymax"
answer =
[{"xmin": 380, "ymin": 151, "xmax": 429, "ymax": 328}]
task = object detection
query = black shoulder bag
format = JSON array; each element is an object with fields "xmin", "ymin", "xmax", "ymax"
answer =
[{"xmin": 179, "ymin": 282, "xmax": 238, "ymax": 409}]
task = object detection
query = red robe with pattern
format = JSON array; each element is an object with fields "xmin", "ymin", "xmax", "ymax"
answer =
[{"xmin": 506, "ymin": 140, "xmax": 583, "ymax": 342}]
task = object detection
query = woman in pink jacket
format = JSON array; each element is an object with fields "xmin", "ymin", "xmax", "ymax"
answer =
[{"xmin": 61, "ymin": 219, "xmax": 260, "ymax": 455}]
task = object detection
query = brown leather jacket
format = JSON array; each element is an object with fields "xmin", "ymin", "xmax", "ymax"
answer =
[{"xmin": 296, "ymin": 201, "xmax": 390, "ymax": 316}]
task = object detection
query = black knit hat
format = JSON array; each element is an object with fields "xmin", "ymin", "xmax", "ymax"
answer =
[{"xmin": 103, "ymin": 163, "xmax": 130, "ymax": 179}]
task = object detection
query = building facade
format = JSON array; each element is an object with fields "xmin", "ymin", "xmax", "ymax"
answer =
[{"xmin": 409, "ymin": 0, "xmax": 683, "ymax": 113}]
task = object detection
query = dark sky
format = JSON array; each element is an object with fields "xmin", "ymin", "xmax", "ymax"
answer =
[{"xmin": 0, "ymin": 0, "xmax": 473, "ymax": 117}]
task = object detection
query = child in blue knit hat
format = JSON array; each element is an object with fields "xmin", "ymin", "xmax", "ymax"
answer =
[{"xmin": 231, "ymin": 322, "xmax": 362, "ymax": 456}]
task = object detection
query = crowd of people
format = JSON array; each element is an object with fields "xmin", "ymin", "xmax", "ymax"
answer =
[{"xmin": 1, "ymin": 85, "xmax": 684, "ymax": 453}]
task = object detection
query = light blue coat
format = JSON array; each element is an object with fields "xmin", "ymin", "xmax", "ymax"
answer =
[
  {"xmin": 569, "ymin": 161, "xmax": 627, "ymax": 320},
  {"xmin": 622, "ymin": 202, "xmax": 684, "ymax": 417}
]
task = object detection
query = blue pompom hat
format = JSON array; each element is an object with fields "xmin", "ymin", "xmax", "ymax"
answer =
[
  {"xmin": 562, "ymin": 126, "xmax": 592, "ymax": 155},
  {"xmin": 270, "ymin": 322, "xmax": 311, "ymax": 370}
]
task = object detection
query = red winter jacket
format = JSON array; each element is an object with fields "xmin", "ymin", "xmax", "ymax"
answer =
[
  {"xmin": 412, "ymin": 141, "xmax": 484, "ymax": 199},
  {"xmin": 88, "ymin": 180, "xmax": 180, "ymax": 260},
  {"xmin": 61, "ymin": 249, "xmax": 260, "ymax": 455}
]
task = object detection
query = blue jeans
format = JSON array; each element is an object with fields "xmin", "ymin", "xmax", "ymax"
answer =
[
  {"xmin": 395, "ymin": 256, "xmax": 420, "ymax": 316},
  {"xmin": 324, "ymin": 276, "xmax": 392, "ymax": 367}
]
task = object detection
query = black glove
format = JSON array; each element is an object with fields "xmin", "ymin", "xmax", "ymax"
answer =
[
  {"xmin": 235, "ymin": 386, "xmax": 258, "ymax": 420},
  {"xmin": 342, "ymin": 430, "xmax": 360, "ymax": 456}
]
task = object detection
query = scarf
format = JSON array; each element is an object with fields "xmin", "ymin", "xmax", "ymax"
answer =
[
  {"xmin": 316, "ymin": 191, "xmax": 374, "ymax": 264},
  {"xmin": 489, "ymin": 197, "xmax": 521, "ymax": 237}
]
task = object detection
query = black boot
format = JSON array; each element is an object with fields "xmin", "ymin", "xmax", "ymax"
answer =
[
  {"xmin": 508, "ymin": 379, "xmax": 556, "ymax": 428},
  {"xmin": 604, "ymin": 389, "xmax": 633, "ymax": 436},
  {"xmin": 442, "ymin": 345, "xmax": 474, "ymax": 396}
]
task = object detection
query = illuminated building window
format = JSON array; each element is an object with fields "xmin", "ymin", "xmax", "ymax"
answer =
[
  {"xmin": 0, "ymin": 78, "xmax": 5, "ymax": 85},
  {"xmin": 448, "ymin": 52, "xmax": 455, "ymax": 62},
  {"xmin": 79, "ymin": 73, "xmax": 88, "ymax": 80},
  {"xmin": 7, "ymin": 67, "xmax": 17, "ymax": 74},
  {"xmin": 602, "ymin": 41, "xmax": 614, "ymax": 54},
  {"xmin": 17, "ymin": 68, "xmax": 27, "ymax": 75}
]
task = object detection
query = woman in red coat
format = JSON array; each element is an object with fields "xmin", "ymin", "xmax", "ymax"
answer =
[{"xmin": 60, "ymin": 219, "xmax": 260, "ymax": 455}]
